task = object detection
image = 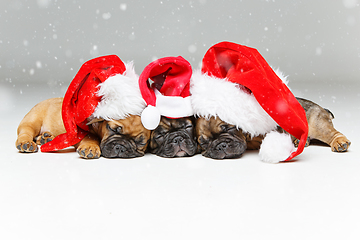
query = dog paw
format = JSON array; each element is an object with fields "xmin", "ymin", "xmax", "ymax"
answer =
[
  {"xmin": 331, "ymin": 135, "xmax": 351, "ymax": 152},
  {"xmin": 293, "ymin": 137, "xmax": 310, "ymax": 148},
  {"xmin": 16, "ymin": 140, "xmax": 38, "ymax": 153},
  {"xmin": 77, "ymin": 145, "xmax": 101, "ymax": 159},
  {"xmin": 35, "ymin": 132, "xmax": 54, "ymax": 145}
]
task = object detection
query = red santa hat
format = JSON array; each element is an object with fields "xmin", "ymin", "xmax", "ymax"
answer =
[
  {"xmin": 139, "ymin": 56, "xmax": 194, "ymax": 130},
  {"xmin": 41, "ymin": 55, "xmax": 145, "ymax": 152},
  {"xmin": 190, "ymin": 41, "xmax": 308, "ymax": 163}
]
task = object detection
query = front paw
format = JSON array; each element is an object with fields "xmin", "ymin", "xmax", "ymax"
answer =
[
  {"xmin": 16, "ymin": 140, "xmax": 38, "ymax": 153},
  {"xmin": 77, "ymin": 144, "xmax": 101, "ymax": 159},
  {"xmin": 331, "ymin": 135, "xmax": 351, "ymax": 152},
  {"xmin": 293, "ymin": 137, "xmax": 310, "ymax": 148},
  {"xmin": 35, "ymin": 132, "xmax": 54, "ymax": 145}
]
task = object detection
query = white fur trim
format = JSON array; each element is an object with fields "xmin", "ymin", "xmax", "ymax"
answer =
[
  {"xmin": 272, "ymin": 67, "xmax": 289, "ymax": 86},
  {"xmin": 92, "ymin": 62, "xmax": 146, "ymax": 120},
  {"xmin": 155, "ymin": 89, "xmax": 193, "ymax": 118},
  {"xmin": 259, "ymin": 131, "xmax": 295, "ymax": 163},
  {"xmin": 190, "ymin": 70, "xmax": 278, "ymax": 136}
]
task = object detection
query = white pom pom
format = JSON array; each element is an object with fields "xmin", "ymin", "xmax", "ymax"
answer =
[
  {"xmin": 259, "ymin": 131, "xmax": 295, "ymax": 163},
  {"xmin": 141, "ymin": 105, "xmax": 161, "ymax": 130}
]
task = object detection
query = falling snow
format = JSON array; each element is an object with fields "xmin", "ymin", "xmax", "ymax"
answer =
[
  {"xmin": 188, "ymin": 45, "xmax": 197, "ymax": 53},
  {"xmin": 102, "ymin": 12, "xmax": 111, "ymax": 20},
  {"xmin": 343, "ymin": 0, "xmax": 359, "ymax": 8},
  {"xmin": 120, "ymin": 3, "xmax": 127, "ymax": 11},
  {"xmin": 36, "ymin": 61, "xmax": 42, "ymax": 68}
]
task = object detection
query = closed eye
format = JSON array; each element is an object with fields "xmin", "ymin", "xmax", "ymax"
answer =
[
  {"xmin": 155, "ymin": 133, "xmax": 164, "ymax": 139},
  {"xmin": 221, "ymin": 125, "xmax": 236, "ymax": 132},
  {"xmin": 136, "ymin": 136, "xmax": 147, "ymax": 146},
  {"xmin": 107, "ymin": 124, "xmax": 122, "ymax": 134}
]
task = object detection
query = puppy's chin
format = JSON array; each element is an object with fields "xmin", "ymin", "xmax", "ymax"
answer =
[
  {"xmin": 202, "ymin": 133, "xmax": 246, "ymax": 159},
  {"xmin": 153, "ymin": 131, "xmax": 197, "ymax": 158},
  {"xmin": 100, "ymin": 136, "xmax": 144, "ymax": 158}
]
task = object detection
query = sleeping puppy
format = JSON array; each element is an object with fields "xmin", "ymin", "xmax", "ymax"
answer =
[
  {"xmin": 195, "ymin": 116, "xmax": 247, "ymax": 159},
  {"xmin": 149, "ymin": 116, "xmax": 198, "ymax": 157},
  {"xmin": 196, "ymin": 97, "xmax": 351, "ymax": 159},
  {"xmin": 16, "ymin": 98, "xmax": 151, "ymax": 159}
]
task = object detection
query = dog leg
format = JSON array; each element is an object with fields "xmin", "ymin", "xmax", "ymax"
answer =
[
  {"xmin": 16, "ymin": 113, "xmax": 45, "ymax": 153},
  {"xmin": 328, "ymin": 133, "xmax": 351, "ymax": 152},
  {"xmin": 16, "ymin": 98, "xmax": 64, "ymax": 153},
  {"xmin": 296, "ymin": 98, "xmax": 351, "ymax": 152},
  {"xmin": 34, "ymin": 132, "xmax": 55, "ymax": 145},
  {"xmin": 75, "ymin": 133, "xmax": 101, "ymax": 159},
  {"xmin": 16, "ymin": 124, "xmax": 40, "ymax": 153}
]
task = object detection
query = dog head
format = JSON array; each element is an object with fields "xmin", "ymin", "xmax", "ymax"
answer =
[
  {"xmin": 149, "ymin": 116, "xmax": 198, "ymax": 157},
  {"xmin": 89, "ymin": 115, "xmax": 151, "ymax": 158},
  {"xmin": 195, "ymin": 116, "xmax": 247, "ymax": 159}
]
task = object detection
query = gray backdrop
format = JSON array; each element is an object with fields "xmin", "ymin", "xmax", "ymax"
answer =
[{"xmin": 1, "ymin": 0, "xmax": 359, "ymax": 91}]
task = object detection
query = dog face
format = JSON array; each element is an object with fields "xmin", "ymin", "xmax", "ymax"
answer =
[
  {"xmin": 195, "ymin": 116, "xmax": 247, "ymax": 159},
  {"xmin": 149, "ymin": 117, "xmax": 198, "ymax": 157},
  {"xmin": 90, "ymin": 115, "xmax": 151, "ymax": 158}
]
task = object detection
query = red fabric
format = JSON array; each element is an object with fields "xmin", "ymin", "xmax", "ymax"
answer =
[
  {"xmin": 202, "ymin": 42, "xmax": 308, "ymax": 161},
  {"xmin": 41, "ymin": 55, "xmax": 126, "ymax": 152},
  {"xmin": 139, "ymin": 56, "xmax": 192, "ymax": 106}
]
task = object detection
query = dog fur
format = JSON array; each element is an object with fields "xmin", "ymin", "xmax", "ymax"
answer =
[
  {"xmin": 16, "ymin": 98, "xmax": 151, "ymax": 159},
  {"xmin": 149, "ymin": 116, "xmax": 198, "ymax": 158},
  {"xmin": 195, "ymin": 97, "xmax": 351, "ymax": 159}
]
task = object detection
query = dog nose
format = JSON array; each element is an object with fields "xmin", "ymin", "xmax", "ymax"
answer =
[
  {"xmin": 173, "ymin": 136, "xmax": 184, "ymax": 144},
  {"xmin": 114, "ymin": 144, "xmax": 127, "ymax": 154}
]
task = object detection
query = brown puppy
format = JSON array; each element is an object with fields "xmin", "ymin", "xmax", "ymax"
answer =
[
  {"xmin": 195, "ymin": 117, "xmax": 247, "ymax": 159},
  {"xmin": 149, "ymin": 116, "xmax": 198, "ymax": 158},
  {"xmin": 196, "ymin": 97, "xmax": 351, "ymax": 159},
  {"xmin": 16, "ymin": 98, "xmax": 151, "ymax": 159}
]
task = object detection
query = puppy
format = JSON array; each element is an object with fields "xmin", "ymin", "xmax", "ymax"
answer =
[
  {"xmin": 195, "ymin": 117, "xmax": 247, "ymax": 159},
  {"xmin": 196, "ymin": 97, "xmax": 351, "ymax": 159},
  {"xmin": 16, "ymin": 98, "xmax": 151, "ymax": 159},
  {"xmin": 149, "ymin": 116, "xmax": 198, "ymax": 157}
]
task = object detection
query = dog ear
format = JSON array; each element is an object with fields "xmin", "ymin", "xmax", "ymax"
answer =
[
  {"xmin": 86, "ymin": 118, "xmax": 105, "ymax": 125},
  {"xmin": 324, "ymin": 108, "xmax": 335, "ymax": 119}
]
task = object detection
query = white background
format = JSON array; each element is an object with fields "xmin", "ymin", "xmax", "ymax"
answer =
[{"xmin": 1, "ymin": 0, "xmax": 360, "ymax": 239}]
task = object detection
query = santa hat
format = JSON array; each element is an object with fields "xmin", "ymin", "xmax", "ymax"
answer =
[
  {"xmin": 139, "ymin": 56, "xmax": 194, "ymax": 130},
  {"xmin": 41, "ymin": 55, "xmax": 145, "ymax": 152},
  {"xmin": 191, "ymin": 41, "xmax": 308, "ymax": 163}
]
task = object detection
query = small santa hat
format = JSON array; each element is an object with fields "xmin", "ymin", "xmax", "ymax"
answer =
[
  {"xmin": 41, "ymin": 55, "xmax": 145, "ymax": 152},
  {"xmin": 139, "ymin": 56, "xmax": 194, "ymax": 130},
  {"xmin": 191, "ymin": 41, "xmax": 308, "ymax": 163}
]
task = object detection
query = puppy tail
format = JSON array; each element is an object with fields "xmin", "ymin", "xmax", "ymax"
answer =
[{"xmin": 259, "ymin": 131, "xmax": 295, "ymax": 163}]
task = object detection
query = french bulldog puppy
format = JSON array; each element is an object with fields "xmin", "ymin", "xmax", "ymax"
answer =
[
  {"xmin": 195, "ymin": 116, "xmax": 247, "ymax": 159},
  {"xmin": 16, "ymin": 98, "xmax": 151, "ymax": 159},
  {"xmin": 196, "ymin": 97, "xmax": 351, "ymax": 159},
  {"xmin": 149, "ymin": 116, "xmax": 198, "ymax": 158}
]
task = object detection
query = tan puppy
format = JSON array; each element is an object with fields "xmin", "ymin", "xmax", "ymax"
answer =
[
  {"xmin": 196, "ymin": 97, "xmax": 351, "ymax": 159},
  {"xmin": 16, "ymin": 98, "xmax": 151, "ymax": 159},
  {"xmin": 195, "ymin": 117, "xmax": 247, "ymax": 159}
]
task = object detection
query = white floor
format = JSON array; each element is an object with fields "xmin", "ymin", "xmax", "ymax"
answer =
[{"xmin": 1, "ymin": 79, "xmax": 359, "ymax": 240}]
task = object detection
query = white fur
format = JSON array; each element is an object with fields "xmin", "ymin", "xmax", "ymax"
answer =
[
  {"xmin": 92, "ymin": 62, "xmax": 146, "ymax": 120},
  {"xmin": 272, "ymin": 67, "xmax": 289, "ymax": 86},
  {"xmin": 190, "ymin": 70, "xmax": 278, "ymax": 136},
  {"xmin": 154, "ymin": 89, "xmax": 193, "ymax": 118},
  {"xmin": 259, "ymin": 131, "xmax": 295, "ymax": 163}
]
